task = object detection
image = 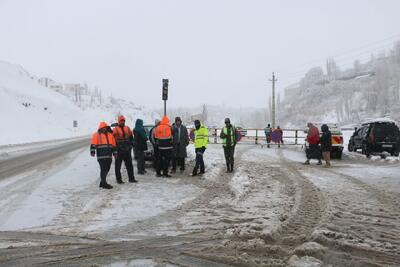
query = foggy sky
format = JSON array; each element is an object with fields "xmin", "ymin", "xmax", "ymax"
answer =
[{"xmin": 1, "ymin": 0, "xmax": 399, "ymax": 109}]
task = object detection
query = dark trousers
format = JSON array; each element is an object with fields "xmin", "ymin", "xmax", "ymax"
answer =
[
  {"xmin": 172, "ymin": 146, "xmax": 185, "ymax": 170},
  {"xmin": 172, "ymin": 157, "xmax": 185, "ymax": 170},
  {"xmin": 158, "ymin": 149, "xmax": 171, "ymax": 175},
  {"xmin": 135, "ymin": 149, "xmax": 145, "ymax": 173},
  {"xmin": 98, "ymin": 158, "xmax": 112, "ymax": 185},
  {"xmin": 307, "ymin": 144, "xmax": 322, "ymax": 160},
  {"xmin": 153, "ymin": 147, "xmax": 161, "ymax": 174},
  {"xmin": 223, "ymin": 145, "xmax": 235, "ymax": 167},
  {"xmin": 193, "ymin": 147, "xmax": 205, "ymax": 173},
  {"xmin": 115, "ymin": 150, "xmax": 134, "ymax": 181}
]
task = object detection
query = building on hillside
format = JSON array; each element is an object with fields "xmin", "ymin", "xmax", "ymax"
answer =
[{"xmin": 38, "ymin": 77, "xmax": 56, "ymax": 88}]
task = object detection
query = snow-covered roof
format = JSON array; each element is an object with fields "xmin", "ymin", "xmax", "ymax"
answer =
[{"xmin": 361, "ymin": 117, "xmax": 397, "ymax": 125}]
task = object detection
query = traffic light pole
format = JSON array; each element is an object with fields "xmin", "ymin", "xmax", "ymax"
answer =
[{"xmin": 162, "ymin": 79, "xmax": 169, "ymax": 117}]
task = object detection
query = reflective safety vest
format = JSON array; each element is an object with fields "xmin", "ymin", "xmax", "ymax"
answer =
[
  {"xmin": 113, "ymin": 125, "xmax": 133, "ymax": 149},
  {"xmin": 221, "ymin": 125, "xmax": 237, "ymax": 147},
  {"xmin": 91, "ymin": 132, "xmax": 116, "ymax": 159},
  {"xmin": 194, "ymin": 126, "xmax": 209, "ymax": 148},
  {"xmin": 155, "ymin": 124, "xmax": 173, "ymax": 150}
]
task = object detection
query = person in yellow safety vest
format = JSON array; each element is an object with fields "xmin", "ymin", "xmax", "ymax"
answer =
[
  {"xmin": 220, "ymin": 118, "xmax": 237, "ymax": 173},
  {"xmin": 192, "ymin": 119, "xmax": 208, "ymax": 176}
]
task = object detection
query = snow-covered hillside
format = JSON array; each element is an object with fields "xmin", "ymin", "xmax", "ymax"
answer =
[
  {"xmin": 0, "ymin": 61, "xmax": 154, "ymax": 145},
  {"xmin": 278, "ymin": 41, "xmax": 400, "ymax": 128}
]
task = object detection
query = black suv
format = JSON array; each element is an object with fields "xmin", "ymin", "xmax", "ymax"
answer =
[{"xmin": 348, "ymin": 120, "xmax": 400, "ymax": 158}]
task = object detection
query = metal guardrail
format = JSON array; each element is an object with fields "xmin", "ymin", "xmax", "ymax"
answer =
[
  {"xmin": 189, "ymin": 127, "xmax": 355, "ymax": 146},
  {"xmin": 188, "ymin": 128, "xmax": 308, "ymax": 145}
]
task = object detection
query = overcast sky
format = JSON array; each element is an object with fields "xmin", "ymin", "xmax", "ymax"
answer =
[{"xmin": 1, "ymin": 0, "xmax": 399, "ymax": 109}]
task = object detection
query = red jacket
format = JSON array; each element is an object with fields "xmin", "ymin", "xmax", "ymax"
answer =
[{"xmin": 307, "ymin": 126, "xmax": 320, "ymax": 145}]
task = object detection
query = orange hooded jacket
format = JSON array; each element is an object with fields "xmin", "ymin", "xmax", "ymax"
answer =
[{"xmin": 90, "ymin": 122, "xmax": 117, "ymax": 159}]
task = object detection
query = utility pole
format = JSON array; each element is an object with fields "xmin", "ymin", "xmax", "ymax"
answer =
[{"xmin": 269, "ymin": 72, "xmax": 277, "ymax": 129}]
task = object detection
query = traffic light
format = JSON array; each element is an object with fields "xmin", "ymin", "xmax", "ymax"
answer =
[{"xmin": 162, "ymin": 79, "xmax": 168, "ymax": 100}]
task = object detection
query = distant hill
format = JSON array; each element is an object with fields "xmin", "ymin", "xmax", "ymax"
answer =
[
  {"xmin": 278, "ymin": 41, "xmax": 400, "ymax": 128},
  {"xmin": 0, "ymin": 61, "xmax": 154, "ymax": 145}
]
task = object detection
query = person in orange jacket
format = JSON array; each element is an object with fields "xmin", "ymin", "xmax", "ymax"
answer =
[
  {"xmin": 154, "ymin": 116, "xmax": 174, "ymax": 177},
  {"xmin": 91, "ymin": 122, "xmax": 117, "ymax": 189},
  {"xmin": 113, "ymin": 115, "xmax": 137, "ymax": 183}
]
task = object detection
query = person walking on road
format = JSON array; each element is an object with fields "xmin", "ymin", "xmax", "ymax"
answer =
[
  {"xmin": 90, "ymin": 122, "xmax": 117, "ymax": 189},
  {"xmin": 133, "ymin": 119, "xmax": 148, "ymax": 175},
  {"xmin": 304, "ymin": 122, "xmax": 322, "ymax": 165},
  {"xmin": 149, "ymin": 119, "xmax": 161, "ymax": 177},
  {"xmin": 171, "ymin": 117, "xmax": 189, "ymax": 173},
  {"xmin": 113, "ymin": 115, "xmax": 137, "ymax": 183},
  {"xmin": 264, "ymin": 124, "xmax": 272, "ymax": 148},
  {"xmin": 320, "ymin": 124, "xmax": 332, "ymax": 167},
  {"xmin": 220, "ymin": 118, "xmax": 237, "ymax": 173},
  {"xmin": 192, "ymin": 120, "xmax": 208, "ymax": 176},
  {"xmin": 154, "ymin": 116, "xmax": 174, "ymax": 177}
]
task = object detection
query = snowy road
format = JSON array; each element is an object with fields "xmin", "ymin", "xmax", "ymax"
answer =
[
  {"xmin": 0, "ymin": 144, "xmax": 399, "ymax": 266},
  {"xmin": 0, "ymin": 137, "xmax": 89, "ymax": 179}
]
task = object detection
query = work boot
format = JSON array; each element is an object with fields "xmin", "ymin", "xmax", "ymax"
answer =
[
  {"xmin": 116, "ymin": 179, "xmax": 124, "ymax": 184},
  {"xmin": 171, "ymin": 169, "xmax": 176, "ymax": 174},
  {"xmin": 164, "ymin": 174, "xmax": 172, "ymax": 178},
  {"xmin": 230, "ymin": 164, "xmax": 234, "ymax": 172},
  {"xmin": 129, "ymin": 178, "xmax": 138, "ymax": 183},
  {"xmin": 317, "ymin": 160, "xmax": 322, "ymax": 165},
  {"xmin": 303, "ymin": 160, "xmax": 310, "ymax": 165},
  {"xmin": 191, "ymin": 168, "xmax": 198, "ymax": 176},
  {"xmin": 99, "ymin": 181, "xmax": 104, "ymax": 188},
  {"xmin": 199, "ymin": 170, "xmax": 205, "ymax": 174},
  {"xmin": 226, "ymin": 163, "xmax": 230, "ymax": 173},
  {"xmin": 103, "ymin": 183, "xmax": 113, "ymax": 189},
  {"xmin": 156, "ymin": 173, "xmax": 163, "ymax": 177}
]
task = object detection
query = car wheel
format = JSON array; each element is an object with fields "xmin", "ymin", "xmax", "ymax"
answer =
[
  {"xmin": 391, "ymin": 151, "xmax": 399, "ymax": 157},
  {"xmin": 348, "ymin": 142, "xmax": 354, "ymax": 152},
  {"xmin": 380, "ymin": 154, "xmax": 387, "ymax": 159},
  {"xmin": 362, "ymin": 143, "xmax": 371, "ymax": 158}
]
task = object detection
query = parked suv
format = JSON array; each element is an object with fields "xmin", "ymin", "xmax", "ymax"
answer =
[{"xmin": 348, "ymin": 119, "xmax": 400, "ymax": 158}]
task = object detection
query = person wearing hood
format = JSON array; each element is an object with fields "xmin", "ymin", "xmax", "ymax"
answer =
[
  {"xmin": 134, "ymin": 118, "xmax": 148, "ymax": 175},
  {"xmin": 149, "ymin": 119, "xmax": 161, "ymax": 176},
  {"xmin": 220, "ymin": 118, "xmax": 237, "ymax": 173},
  {"xmin": 304, "ymin": 122, "xmax": 322, "ymax": 165},
  {"xmin": 192, "ymin": 120, "xmax": 208, "ymax": 176},
  {"xmin": 90, "ymin": 122, "xmax": 117, "ymax": 189},
  {"xmin": 154, "ymin": 116, "xmax": 174, "ymax": 177},
  {"xmin": 113, "ymin": 115, "xmax": 137, "ymax": 183},
  {"xmin": 171, "ymin": 117, "xmax": 189, "ymax": 173},
  {"xmin": 320, "ymin": 124, "xmax": 332, "ymax": 167}
]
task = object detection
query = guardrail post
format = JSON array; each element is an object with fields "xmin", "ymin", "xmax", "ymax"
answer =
[
  {"xmin": 214, "ymin": 128, "xmax": 217, "ymax": 144},
  {"xmin": 295, "ymin": 130, "xmax": 298, "ymax": 145},
  {"xmin": 255, "ymin": 129, "xmax": 258, "ymax": 144}
]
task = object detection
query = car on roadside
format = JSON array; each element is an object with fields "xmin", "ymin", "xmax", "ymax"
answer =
[
  {"xmin": 304, "ymin": 123, "xmax": 344, "ymax": 159},
  {"xmin": 348, "ymin": 118, "xmax": 400, "ymax": 158},
  {"xmin": 143, "ymin": 125, "xmax": 155, "ymax": 161}
]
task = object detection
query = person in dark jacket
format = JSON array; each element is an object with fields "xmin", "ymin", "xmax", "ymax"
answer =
[
  {"xmin": 171, "ymin": 117, "xmax": 189, "ymax": 173},
  {"xmin": 304, "ymin": 122, "xmax": 322, "ymax": 165},
  {"xmin": 113, "ymin": 115, "xmax": 137, "ymax": 183},
  {"xmin": 320, "ymin": 124, "xmax": 332, "ymax": 167},
  {"xmin": 220, "ymin": 118, "xmax": 237, "ymax": 172},
  {"xmin": 134, "ymin": 118, "xmax": 148, "ymax": 174},
  {"xmin": 91, "ymin": 122, "xmax": 117, "ymax": 189},
  {"xmin": 149, "ymin": 119, "xmax": 161, "ymax": 176}
]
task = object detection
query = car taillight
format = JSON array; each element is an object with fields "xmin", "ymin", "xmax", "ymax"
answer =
[{"xmin": 339, "ymin": 136, "xmax": 343, "ymax": 144}]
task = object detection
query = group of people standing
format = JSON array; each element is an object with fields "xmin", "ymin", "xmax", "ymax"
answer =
[
  {"xmin": 90, "ymin": 115, "xmax": 239, "ymax": 189},
  {"xmin": 304, "ymin": 122, "xmax": 332, "ymax": 167},
  {"xmin": 90, "ymin": 115, "xmax": 149, "ymax": 189}
]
